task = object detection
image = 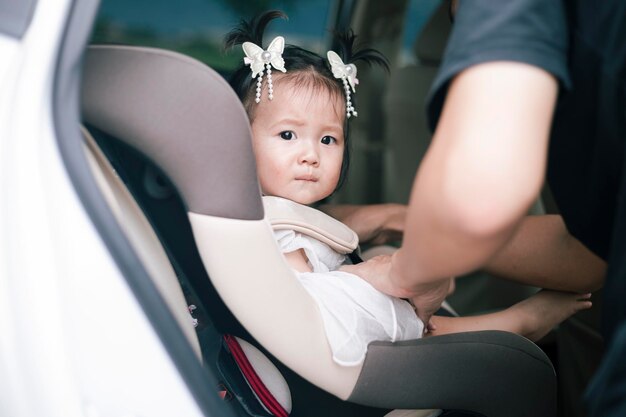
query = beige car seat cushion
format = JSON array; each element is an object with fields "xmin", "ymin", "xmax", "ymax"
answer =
[{"xmin": 189, "ymin": 213, "xmax": 362, "ymax": 399}]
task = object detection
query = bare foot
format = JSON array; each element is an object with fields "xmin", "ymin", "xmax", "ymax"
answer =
[{"xmin": 512, "ymin": 290, "xmax": 592, "ymax": 341}]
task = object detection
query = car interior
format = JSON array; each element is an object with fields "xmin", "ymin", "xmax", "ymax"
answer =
[{"xmin": 65, "ymin": 0, "xmax": 599, "ymax": 416}]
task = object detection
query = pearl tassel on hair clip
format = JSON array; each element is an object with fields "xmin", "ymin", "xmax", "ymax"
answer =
[
  {"xmin": 243, "ymin": 36, "xmax": 286, "ymax": 103},
  {"xmin": 327, "ymin": 50, "xmax": 359, "ymax": 118}
]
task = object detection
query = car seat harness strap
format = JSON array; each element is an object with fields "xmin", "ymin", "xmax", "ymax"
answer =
[{"xmin": 263, "ymin": 196, "xmax": 359, "ymax": 255}]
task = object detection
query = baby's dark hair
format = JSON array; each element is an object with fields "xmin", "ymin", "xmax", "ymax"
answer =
[{"xmin": 224, "ymin": 10, "xmax": 389, "ymax": 191}]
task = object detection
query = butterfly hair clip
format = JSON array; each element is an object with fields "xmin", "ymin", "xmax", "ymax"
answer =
[
  {"xmin": 327, "ymin": 50, "xmax": 359, "ymax": 118},
  {"xmin": 242, "ymin": 36, "xmax": 287, "ymax": 103}
]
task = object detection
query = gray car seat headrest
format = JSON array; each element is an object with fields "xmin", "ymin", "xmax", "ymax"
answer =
[{"xmin": 81, "ymin": 45, "xmax": 263, "ymax": 220}]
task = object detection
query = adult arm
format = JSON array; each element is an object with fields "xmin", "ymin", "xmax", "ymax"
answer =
[
  {"xmin": 351, "ymin": 62, "xmax": 559, "ymax": 324},
  {"xmin": 342, "ymin": 213, "xmax": 605, "ymax": 323},
  {"xmin": 318, "ymin": 203, "xmax": 406, "ymax": 245},
  {"xmin": 484, "ymin": 214, "xmax": 606, "ymax": 293}
]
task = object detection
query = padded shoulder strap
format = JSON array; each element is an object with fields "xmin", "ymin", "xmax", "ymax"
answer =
[{"xmin": 262, "ymin": 196, "xmax": 359, "ymax": 254}]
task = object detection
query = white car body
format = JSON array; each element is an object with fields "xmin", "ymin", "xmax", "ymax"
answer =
[{"xmin": 0, "ymin": 1, "xmax": 205, "ymax": 416}]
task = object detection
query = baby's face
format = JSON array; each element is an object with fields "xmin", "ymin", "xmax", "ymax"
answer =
[{"xmin": 250, "ymin": 80, "xmax": 345, "ymax": 205}]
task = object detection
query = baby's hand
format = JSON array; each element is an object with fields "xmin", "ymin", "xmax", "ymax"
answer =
[
  {"xmin": 407, "ymin": 298, "xmax": 438, "ymax": 335},
  {"xmin": 407, "ymin": 277, "xmax": 452, "ymax": 330},
  {"xmin": 425, "ymin": 320, "xmax": 438, "ymax": 335}
]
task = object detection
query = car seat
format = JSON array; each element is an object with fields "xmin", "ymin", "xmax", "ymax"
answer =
[
  {"xmin": 81, "ymin": 124, "xmax": 296, "ymax": 416},
  {"xmin": 80, "ymin": 44, "xmax": 557, "ymax": 417}
]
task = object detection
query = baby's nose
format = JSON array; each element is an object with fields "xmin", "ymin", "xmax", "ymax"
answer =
[{"xmin": 299, "ymin": 144, "xmax": 320, "ymax": 165}]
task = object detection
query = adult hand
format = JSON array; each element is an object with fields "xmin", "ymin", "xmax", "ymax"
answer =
[
  {"xmin": 320, "ymin": 204, "xmax": 406, "ymax": 245},
  {"xmin": 340, "ymin": 253, "xmax": 451, "ymax": 328},
  {"xmin": 366, "ymin": 204, "xmax": 406, "ymax": 246},
  {"xmin": 407, "ymin": 278, "xmax": 452, "ymax": 331},
  {"xmin": 340, "ymin": 254, "xmax": 409, "ymax": 297}
]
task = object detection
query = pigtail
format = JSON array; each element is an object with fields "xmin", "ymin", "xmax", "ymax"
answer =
[
  {"xmin": 326, "ymin": 30, "xmax": 389, "ymax": 120},
  {"xmin": 225, "ymin": 10, "xmax": 289, "ymax": 114},
  {"xmin": 332, "ymin": 30, "xmax": 389, "ymax": 73},
  {"xmin": 224, "ymin": 10, "xmax": 288, "ymax": 50}
]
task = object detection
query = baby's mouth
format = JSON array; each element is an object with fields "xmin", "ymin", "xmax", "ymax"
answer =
[{"xmin": 295, "ymin": 175, "xmax": 318, "ymax": 182}]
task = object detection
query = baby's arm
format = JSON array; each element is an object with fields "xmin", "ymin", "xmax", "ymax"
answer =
[
  {"xmin": 283, "ymin": 249, "xmax": 313, "ymax": 273},
  {"xmin": 427, "ymin": 290, "xmax": 592, "ymax": 342}
]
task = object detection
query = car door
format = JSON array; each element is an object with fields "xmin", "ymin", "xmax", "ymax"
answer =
[{"xmin": 0, "ymin": 1, "xmax": 217, "ymax": 416}]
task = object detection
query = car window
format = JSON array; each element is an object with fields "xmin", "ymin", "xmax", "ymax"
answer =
[
  {"xmin": 399, "ymin": 0, "xmax": 440, "ymax": 65},
  {"xmin": 92, "ymin": 0, "xmax": 337, "ymax": 75}
]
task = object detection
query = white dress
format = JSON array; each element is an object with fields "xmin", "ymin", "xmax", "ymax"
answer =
[{"xmin": 275, "ymin": 229, "xmax": 424, "ymax": 366}]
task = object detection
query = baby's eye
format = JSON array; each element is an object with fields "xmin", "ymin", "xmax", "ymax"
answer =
[
  {"xmin": 280, "ymin": 131, "xmax": 294, "ymax": 140},
  {"xmin": 321, "ymin": 136, "xmax": 336, "ymax": 145}
]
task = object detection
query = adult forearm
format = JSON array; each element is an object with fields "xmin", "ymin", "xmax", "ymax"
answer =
[
  {"xmin": 390, "ymin": 126, "xmax": 541, "ymax": 289},
  {"xmin": 391, "ymin": 193, "xmax": 525, "ymax": 292},
  {"xmin": 390, "ymin": 61, "xmax": 558, "ymax": 294},
  {"xmin": 484, "ymin": 215, "xmax": 606, "ymax": 292}
]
